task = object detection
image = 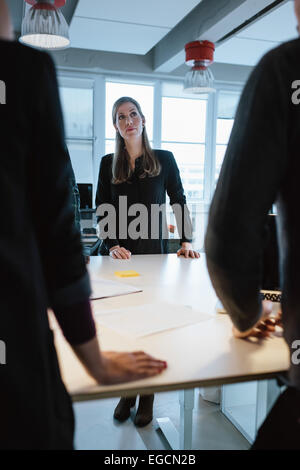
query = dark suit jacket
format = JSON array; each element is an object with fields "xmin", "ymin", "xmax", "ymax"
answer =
[
  {"xmin": 95, "ymin": 150, "xmax": 193, "ymax": 255},
  {"xmin": 0, "ymin": 40, "xmax": 90, "ymax": 449}
]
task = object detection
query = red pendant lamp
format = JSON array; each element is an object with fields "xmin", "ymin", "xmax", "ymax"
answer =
[
  {"xmin": 20, "ymin": 0, "xmax": 70, "ymax": 50},
  {"xmin": 184, "ymin": 41, "xmax": 216, "ymax": 94}
]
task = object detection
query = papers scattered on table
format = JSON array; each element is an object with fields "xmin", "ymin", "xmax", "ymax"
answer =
[
  {"xmin": 93, "ymin": 302, "xmax": 213, "ymax": 338},
  {"xmin": 90, "ymin": 278, "xmax": 142, "ymax": 300}
]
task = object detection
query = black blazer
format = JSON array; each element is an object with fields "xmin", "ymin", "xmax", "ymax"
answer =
[
  {"xmin": 95, "ymin": 150, "xmax": 193, "ymax": 255},
  {"xmin": 0, "ymin": 40, "xmax": 90, "ymax": 449}
]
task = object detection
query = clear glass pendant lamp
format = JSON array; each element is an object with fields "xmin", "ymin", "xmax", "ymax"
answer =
[{"xmin": 20, "ymin": 0, "xmax": 70, "ymax": 50}]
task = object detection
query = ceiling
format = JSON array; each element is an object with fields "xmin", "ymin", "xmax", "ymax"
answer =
[
  {"xmin": 8, "ymin": 0, "xmax": 299, "ymax": 73},
  {"xmin": 70, "ymin": 0, "xmax": 201, "ymax": 54},
  {"xmin": 215, "ymin": 0, "xmax": 297, "ymax": 66}
]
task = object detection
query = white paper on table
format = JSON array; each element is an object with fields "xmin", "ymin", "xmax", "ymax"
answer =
[
  {"xmin": 93, "ymin": 302, "xmax": 213, "ymax": 338},
  {"xmin": 90, "ymin": 278, "xmax": 142, "ymax": 300}
]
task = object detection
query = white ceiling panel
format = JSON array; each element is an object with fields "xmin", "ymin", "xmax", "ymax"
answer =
[
  {"xmin": 214, "ymin": 37, "xmax": 280, "ymax": 67},
  {"xmin": 70, "ymin": 17, "xmax": 170, "ymax": 54},
  {"xmin": 74, "ymin": 0, "xmax": 201, "ymax": 28},
  {"xmin": 237, "ymin": 1, "xmax": 297, "ymax": 43},
  {"xmin": 215, "ymin": 1, "xmax": 298, "ymax": 67}
]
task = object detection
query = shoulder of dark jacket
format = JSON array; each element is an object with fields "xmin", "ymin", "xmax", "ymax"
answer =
[
  {"xmin": 4, "ymin": 40, "xmax": 55, "ymax": 71},
  {"xmin": 264, "ymin": 37, "xmax": 300, "ymax": 59},
  {"xmin": 255, "ymin": 37, "xmax": 300, "ymax": 74},
  {"xmin": 152, "ymin": 149, "xmax": 174, "ymax": 166},
  {"xmin": 99, "ymin": 153, "xmax": 113, "ymax": 168}
]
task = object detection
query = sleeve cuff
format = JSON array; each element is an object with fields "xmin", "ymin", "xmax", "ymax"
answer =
[
  {"xmin": 180, "ymin": 237, "xmax": 193, "ymax": 244},
  {"xmin": 104, "ymin": 239, "xmax": 120, "ymax": 250}
]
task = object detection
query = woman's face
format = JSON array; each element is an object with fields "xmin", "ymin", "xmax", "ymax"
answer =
[
  {"xmin": 114, "ymin": 102, "xmax": 145, "ymax": 142},
  {"xmin": 0, "ymin": 0, "xmax": 14, "ymax": 40}
]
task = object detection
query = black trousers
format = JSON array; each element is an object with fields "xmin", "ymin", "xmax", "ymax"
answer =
[
  {"xmin": 252, "ymin": 387, "xmax": 300, "ymax": 450},
  {"xmin": 0, "ymin": 330, "xmax": 75, "ymax": 450}
]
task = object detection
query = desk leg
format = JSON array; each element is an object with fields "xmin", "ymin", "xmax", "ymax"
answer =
[
  {"xmin": 179, "ymin": 389, "xmax": 195, "ymax": 449},
  {"xmin": 156, "ymin": 389, "xmax": 195, "ymax": 450}
]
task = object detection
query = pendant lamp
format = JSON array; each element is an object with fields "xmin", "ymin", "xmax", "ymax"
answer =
[
  {"xmin": 184, "ymin": 41, "xmax": 216, "ymax": 94},
  {"xmin": 19, "ymin": 0, "xmax": 70, "ymax": 50}
]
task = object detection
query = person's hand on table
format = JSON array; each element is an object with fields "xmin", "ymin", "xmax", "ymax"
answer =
[
  {"xmin": 232, "ymin": 300, "xmax": 282, "ymax": 339},
  {"xmin": 100, "ymin": 351, "xmax": 168, "ymax": 385},
  {"xmin": 109, "ymin": 245, "xmax": 131, "ymax": 259},
  {"xmin": 273, "ymin": 309, "xmax": 282, "ymax": 328},
  {"xmin": 177, "ymin": 242, "xmax": 200, "ymax": 259},
  {"xmin": 72, "ymin": 337, "xmax": 167, "ymax": 386}
]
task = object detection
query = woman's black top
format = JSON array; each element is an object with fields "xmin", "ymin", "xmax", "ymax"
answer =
[{"xmin": 95, "ymin": 149, "xmax": 193, "ymax": 255}]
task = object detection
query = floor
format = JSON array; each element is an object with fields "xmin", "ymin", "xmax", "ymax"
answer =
[{"xmin": 73, "ymin": 389, "xmax": 250, "ymax": 450}]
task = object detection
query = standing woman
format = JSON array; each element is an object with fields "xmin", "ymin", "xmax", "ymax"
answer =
[{"xmin": 96, "ymin": 96, "xmax": 199, "ymax": 426}]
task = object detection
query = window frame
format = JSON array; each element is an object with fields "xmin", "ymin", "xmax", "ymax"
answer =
[{"xmin": 57, "ymin": 70, "xmax": 243, "ymax": 235}]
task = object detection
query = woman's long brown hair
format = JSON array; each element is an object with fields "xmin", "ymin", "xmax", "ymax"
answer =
[{"xmin": 111, "ymin": 96, "xmax": 161, "ymax": 184}]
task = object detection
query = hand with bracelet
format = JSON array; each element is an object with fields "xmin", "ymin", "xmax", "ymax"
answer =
[
  {"xmin": 232, "ymin": 300, "xmax": 283, "ymax": 339},
  {"xmin": 109, "ymin": 245, "xmax": 131, "ymax": 259},
  {"xmin": 177, "ymin": 242, "xmax": 200, "ymax": 259}
]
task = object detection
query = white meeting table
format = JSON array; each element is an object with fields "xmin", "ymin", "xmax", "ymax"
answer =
[{"xmin": 53, "ymin": 254, "xmax": 289, "ymax": 450}]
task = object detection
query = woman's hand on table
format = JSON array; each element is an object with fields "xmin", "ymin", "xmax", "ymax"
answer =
[
  {"xmin": 99, "ymin": 351, "xmax": 168, "ymax": 385},
  {"xmin": 177, "ymin": 242, "xmax": 200, "ymax": 259},
  {"xmin": 72, "ymin": 337, "xmax": 167, "ymax": 386},
  {"xmin": 109, "ymin": 245, "xmax": 131, "ymax": 259},
  {"xmin": 232, "ymin": 300, "xmax": 282, "ymax": 339}
]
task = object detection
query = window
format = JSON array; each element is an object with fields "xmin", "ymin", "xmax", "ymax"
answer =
[
  {"xmin": 59, "ymin": 85, "xmax": 94, "ymax": 185},
  {"xmin": 160, "ymin": 83, "xmax": 208, "ymax": 249},
  {"xmin": 215, "ymin": 91, "xmax": 240, "ymax": 181},
  {"xmin": 105, "ymin": 81, "xmax": 154, "ymax": 155},
  {"xmin": 161, "ymin": 95, "xmax": 207, "ymax": 203}
]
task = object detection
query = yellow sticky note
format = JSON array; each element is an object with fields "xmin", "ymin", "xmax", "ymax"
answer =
[{"xmin": 114, "ymin": 270, "xmax": 140, "ymax": 278}]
